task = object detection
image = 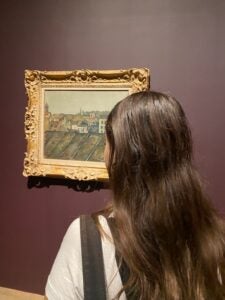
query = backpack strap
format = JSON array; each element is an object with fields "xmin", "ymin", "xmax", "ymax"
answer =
[{"xmin": 80, "ymin": 215, "xmax": 107, "ymax": 300}]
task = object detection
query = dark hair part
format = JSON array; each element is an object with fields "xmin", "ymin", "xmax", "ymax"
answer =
[{"xmin": 104, "ymin": 91, "xmax": 225, "ymax": 299}]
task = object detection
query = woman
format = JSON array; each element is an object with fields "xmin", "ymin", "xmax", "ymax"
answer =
[{"xmin": 46, "ymin": 91, "xmax": 225, "ymax": 299}]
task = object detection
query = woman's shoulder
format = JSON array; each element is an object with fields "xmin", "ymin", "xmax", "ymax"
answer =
[
  {"xmin": 46, "ymin": 214, "xmax": 122, "ymax": 299},
  {"xmin": 58, "ymin": 217, "xmax": 81, "ymax": 251}
]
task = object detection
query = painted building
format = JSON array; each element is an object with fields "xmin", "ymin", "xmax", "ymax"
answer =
[{"xmin": 99, "ymin": 119, "xmax": 106, "ymax": 133}]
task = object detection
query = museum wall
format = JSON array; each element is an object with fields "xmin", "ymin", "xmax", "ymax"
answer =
[{"xmin": 0, "ymin": 0, "xmax": 225, "ymax": 295}]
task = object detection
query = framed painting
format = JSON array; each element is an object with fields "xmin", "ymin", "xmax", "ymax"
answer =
[{"xmin": 23, "ymin": 68, "xmax": 150, "ymax": 181}]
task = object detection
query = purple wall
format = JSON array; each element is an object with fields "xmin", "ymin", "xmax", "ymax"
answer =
[{"xmin": 1, "ymin": 0, "xmax": 225, "ymax": 294}]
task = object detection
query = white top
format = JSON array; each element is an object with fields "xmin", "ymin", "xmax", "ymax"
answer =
[{"xmin": 45, "ymin": 216, "xmax": 126, "ymax": 300}]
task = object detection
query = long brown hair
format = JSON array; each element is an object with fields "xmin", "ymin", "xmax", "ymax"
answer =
[{"xmin": 104, "ymin": 91, "xmax": 225, "ymax": 299}]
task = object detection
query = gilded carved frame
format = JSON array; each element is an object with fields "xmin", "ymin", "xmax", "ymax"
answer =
[{"xmin": 23, "ymin": 68, "xmax": 150, "ymax": 181}]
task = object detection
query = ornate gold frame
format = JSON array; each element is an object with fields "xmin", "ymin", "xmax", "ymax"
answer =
[{"xmin": 23, "ymin": 68, "xmax": 150, "ymax": 181}]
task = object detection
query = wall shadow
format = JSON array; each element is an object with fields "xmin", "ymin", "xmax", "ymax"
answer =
[{"xmin": 27, "ymin": 176, "xmax": 109, "ymax": 192}]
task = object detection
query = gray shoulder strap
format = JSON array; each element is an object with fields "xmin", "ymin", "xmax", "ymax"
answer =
[{"xmin": 80, "ymin": 215, "xmax": 107, "ymax": 300}]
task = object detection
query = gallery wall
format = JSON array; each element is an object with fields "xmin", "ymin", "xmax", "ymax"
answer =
[{"xmin": 1, "ymin": 0, "xmax": 225, "ymax": 295}]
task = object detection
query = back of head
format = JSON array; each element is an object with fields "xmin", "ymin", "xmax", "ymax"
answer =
[
  {"xmin": 105, "ymin": 91, "xmax": 225, "ymax": 299},
  {"xmin": 106, "ymin": 91, "xmax": 192, "ymax": 181}
]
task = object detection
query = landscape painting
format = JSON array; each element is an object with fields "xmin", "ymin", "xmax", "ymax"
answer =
[
  {"xmin": 24, "ymin": 68, "xmax": 150, "ymax": 180},
  {"xmin": 43, "ymin": 89, "xmax": 129, "ymax": 163}
]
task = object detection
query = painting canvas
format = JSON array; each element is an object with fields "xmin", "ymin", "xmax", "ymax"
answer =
[
  {"xmin": 23, "ymin": 69, "xmax": 150, "ymax": 181},
  {"xmin": 43, "ymin": 89, "xmax": 129, "ymax": 162}
]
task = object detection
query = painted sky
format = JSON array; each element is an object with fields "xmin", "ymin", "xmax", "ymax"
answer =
[{"xmin": 44, "ymin": 89, "xmax": 129, "ymax": 114}]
